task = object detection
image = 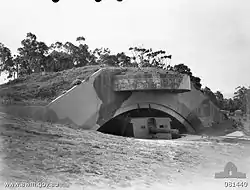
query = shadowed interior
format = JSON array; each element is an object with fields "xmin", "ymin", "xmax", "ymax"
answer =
[{"xmin": 97, "ymin": 108, "xmax": 187, "ymax": 139}]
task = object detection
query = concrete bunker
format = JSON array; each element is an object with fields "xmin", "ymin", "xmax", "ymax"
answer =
[{"xmin": 98, "ymin": 103, "xmax": 195, "ymax": 139}]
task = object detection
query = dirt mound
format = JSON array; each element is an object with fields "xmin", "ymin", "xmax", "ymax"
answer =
[
  {"xmin": 0, "ymin": 66, "xmax": 185, "ymax": 106},
  {"xmin": 0, "ymin": 66, "xmax": 101, "ymax": 106},
  {"xmin": 1, "ymin": 112, "xmax": 250, "ymax": 190}
]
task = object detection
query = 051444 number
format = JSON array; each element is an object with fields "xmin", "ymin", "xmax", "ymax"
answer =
[{"xmin": 225, "ymin": 181, "xmax": 248, "ymax": 188}]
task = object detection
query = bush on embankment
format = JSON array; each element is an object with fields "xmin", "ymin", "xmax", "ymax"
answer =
[{"xmin": 0, "ymin": 66, "xmax": 100, "ymax": 106}]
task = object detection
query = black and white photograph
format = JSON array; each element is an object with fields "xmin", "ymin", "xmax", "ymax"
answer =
[{"xmin": 0, "ymin": 0, "xmax": 250, "ymax": 189}]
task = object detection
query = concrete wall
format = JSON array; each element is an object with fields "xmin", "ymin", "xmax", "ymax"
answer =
[
  {"xmin": 113, "ymin": 71, "xmax": 191, "ymax": 92},
  {"xmin": 184, "ymin": 86, "xmax": 224, "ymax": 128},
  {"xmin": 0, "ymin": 67, "xmax": 225, "ymax": 134},
  {"xmin": 114, "ymin": 102, "xmax": 195, "ymax": 133},
  {"xmin": 113, "ymin": 84, "xmax": 224, "ymax": 132},
  {"xmin": 45, "ymin": 68, "xmax": 105, "ymax": 129}
]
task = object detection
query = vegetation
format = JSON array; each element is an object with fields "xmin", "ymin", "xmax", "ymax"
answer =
[
  {"xmin": 0, "ymin": 32, "xmax": 249, "ymax": 112},
  {"xmin": 201, "ymin": 86, "xmax": 249, "ymax": 113},
  {"xmin": 0, "ymin": 66, "xmax": 100, "ymax": 105},
  {"xmin": 0, "ymin": 33, "xmax": 174, "ymax": 78}
]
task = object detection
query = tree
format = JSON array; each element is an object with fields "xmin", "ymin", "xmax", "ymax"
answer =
[
  {"xmin": 129, "ymin": 46, "xmax": 172, "ymax": 68},
  {"xmin": 233, "ymin": 86, "xmax": 248, "ymax": 113},
  {"xmin": 202, "ymin": 86, "xmax": 218, "ymax": 106},
  {"xmin": 191, "ymin": 76, "xmax": 202, "ymax": 90},
  {"xmin": 170, "ymin": 63, "xmax": 202, "ymax": 90},
  {"xmin": 77, "ymin": 43, "xmax": 93, "ymax": 66},
  {"xmin": 63, "ymin": 38, "xmax": 93, "ymax": 67},
  {"xmin": 214, "ymin": 91, "xmax": 224, "ymax": 109},
  {"xmin": 0, "ymin": 43, "xmax": 15, "ymax": 78},
  {"xmin": 45, "ymin": 41, "xmax": 73, "ymax": 72},
  {"xmin": 50, "ymin": 41, "xmax": 64, "ymax": 52},
  {"xmin": 116, "ymin": 52, "xmax": 131, "ymax": 67},
  {"xmin": 12, "ymin": 55, "xmax": 22, "ymax": 79},
  {"xmin": 215, "ymin": 91, "xmax": 224, "ymax": 100},
  {"xmin": 170, "ymin": 63, "xmax": 192, "ymax": 76},
  {"xmin": 225, "ymin": 98, "xmax": 236, "ymax": 112},
  {"xmin": 17, "ymin": 32, "xmax": 49, "ymax": 75},
  {"xmin": 46, "ymin": 45, "xmax": 75, "ymax": 72},
  {"xmin": 89, "ymin": 48, "xmax": 132, "ymax": 67},
  {"xmin": 76, "ymin": 36, "xmax": 85, "ymax": 44},
  {"xmin": 46, "ymin": 38, "xmax": 93, "ymax": 72},
  {"xmin": 92, "ymin": 48, "xmax": 112, "ymax": 65}
]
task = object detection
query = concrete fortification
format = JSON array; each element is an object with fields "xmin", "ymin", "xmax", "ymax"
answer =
[{"xmin": 0, "ymin": 67, "xmax": 225, "ymax": 139}]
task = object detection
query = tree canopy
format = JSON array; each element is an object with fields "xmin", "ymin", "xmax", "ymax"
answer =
[{"xmin": 0, "ymin": 32, "xmax": 248, "ymax": 113}]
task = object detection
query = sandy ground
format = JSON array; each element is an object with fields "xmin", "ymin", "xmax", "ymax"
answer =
[{"xmin": 0, "ymin": 112, "xmax": 250, "ymax": 190}]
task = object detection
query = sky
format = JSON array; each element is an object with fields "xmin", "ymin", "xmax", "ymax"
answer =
[{"xmin": 0, "ymin": 0, "xmax": 250, "ymax": 98}]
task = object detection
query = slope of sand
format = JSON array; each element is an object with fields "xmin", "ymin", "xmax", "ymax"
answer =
[{"xmin": 0, "ymin": 112, "xmax": 250, "ymax": 190}]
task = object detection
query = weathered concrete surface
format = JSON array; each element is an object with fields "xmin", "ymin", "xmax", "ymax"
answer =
[
  {"xmin": 46, "ymin": 69, "xmax": 105, "ymax": 130},
  {"xmin": 0, "ymin": 67, "xmax": 225, "ymax": 134},
  {"xmin": 113, "ymin": 69, "xmax": 191, "ymax": 92},
  {"xmin": 49, "ymin": 68, "xmax": 225, "ymax": 133}
]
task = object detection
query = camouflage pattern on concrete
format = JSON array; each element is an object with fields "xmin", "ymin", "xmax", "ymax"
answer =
[
  {"xmin": 0, "ymin": 67, "xmax": 225, "ymax": 134},
  {"xmin": 113, "ymin": 68, "xmax": 190, "ymax": 92}
]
